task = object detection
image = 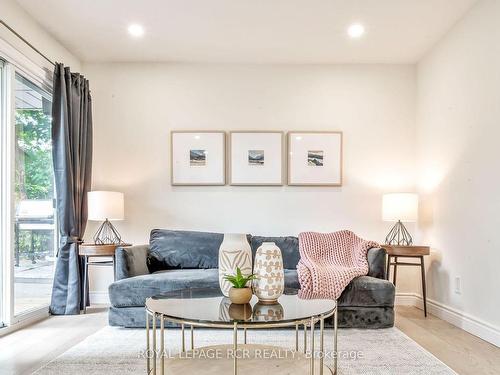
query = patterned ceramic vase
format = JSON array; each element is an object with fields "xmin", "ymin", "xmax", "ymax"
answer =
[
  {"xmin": 218, "ymin": 233, "xmax": 252, "ymax": 297},
  {"xmin": 252, "ymin": 301, "xmax": 284, "ymax": 322},
  {"xmin": 252, "ymin": 242, "xmax": 284, "ymax": 303}
]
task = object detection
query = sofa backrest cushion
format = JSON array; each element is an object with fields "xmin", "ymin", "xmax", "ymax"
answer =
[
  {"xmin": 149, "ymin": 229, "xmax": 223, "ymax": 269},
  {"xmin": 250, "ymin": 236, "xmax": 300, "ymax": 270}
]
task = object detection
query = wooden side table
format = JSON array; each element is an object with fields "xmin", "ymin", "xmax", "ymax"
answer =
[
  {"xmin": 382, "ymin": 245, "xmax": 430, "ymax": 317},
  {"xmin": 79, "ymin": 243, "xmax": 131, "ymax": 313}
]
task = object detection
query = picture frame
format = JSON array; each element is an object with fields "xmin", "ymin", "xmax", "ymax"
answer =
[
  {"xmin": 287, "ymin": 131, "xmax": 343, "ymax": 186},
  {"xmin": 171, "ymin": 131, "xmax": 226, "ymax": 185},
  {"xmin": 229, "ymin": 131, "xmax": 284, "ymax": 186}
]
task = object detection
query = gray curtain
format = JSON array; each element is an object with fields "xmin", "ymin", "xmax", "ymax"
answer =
[{"xmin": 50, "ymin": 63, "xmax": 93, "ymax": 315}]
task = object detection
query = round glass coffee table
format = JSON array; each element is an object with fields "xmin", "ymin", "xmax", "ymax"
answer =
[{"xmin": 145, "ymin": 288, "xmax": 337, "ymax": 375}]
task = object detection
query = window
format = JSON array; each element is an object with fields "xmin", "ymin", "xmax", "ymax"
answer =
[
  {"xmin": 0, "ymin": 54, "xmax": 55, "ymax": 326},
  {"xmin": 13, "ymin": 73, "xmax": 55, "ymax": 316}
]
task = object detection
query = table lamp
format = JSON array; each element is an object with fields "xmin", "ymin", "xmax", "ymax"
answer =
[
  {"xmin": 87, "ymin": 191, "xmax": 124, "ymax": 245},
  {"xmin": 382, "ymin": 193, "xmax": 418, "ymax": 246}
]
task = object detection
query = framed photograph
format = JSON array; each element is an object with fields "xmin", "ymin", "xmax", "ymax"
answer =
[
  {"xmin": 171, "ymin": 131, "xmax": 226, "ymax": 185},
  {"xmin": 287, "ymin": 131, "xmax": 343, "ymax": 186},
  {"xmin": 229, "ymin": 131, "xmax": 284, "ymax": 185}
]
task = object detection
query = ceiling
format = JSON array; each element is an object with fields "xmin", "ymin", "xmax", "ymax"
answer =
[{"xmin": 16, "ymin": 0, "xmax": 478, "ymax": 64}]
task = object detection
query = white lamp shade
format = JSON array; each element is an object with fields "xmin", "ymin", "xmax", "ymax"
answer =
[
  {"xmin": 87, "ymin": 191, "xmax": 124, "ymax": 221},
  {"xmin": 382, "ymin": 193, "xmax": 418, "ymax": 222}
]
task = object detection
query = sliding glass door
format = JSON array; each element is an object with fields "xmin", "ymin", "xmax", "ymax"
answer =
[
  {"xmin": 0, "ymin": 57, "xmax": 55, "ymax": 326},
  {"xmin": 13, "ymin": 73, "xmax": 55, "ymax": 317},
  {"xmin": 0, "ymin": 60, "xmax": 5, "ymax": 327}
]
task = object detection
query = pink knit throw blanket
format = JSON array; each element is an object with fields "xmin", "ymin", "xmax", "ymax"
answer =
[{"xmin": 297, "ymin": 230, "xmax": 379, "ymax": 300}]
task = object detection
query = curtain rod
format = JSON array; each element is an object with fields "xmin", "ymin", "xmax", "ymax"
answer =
[{"xmin": 0, "ymin": 19, "xmax": 55, "ymax": 67}]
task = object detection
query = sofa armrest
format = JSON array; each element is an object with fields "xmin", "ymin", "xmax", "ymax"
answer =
[
  {"xmin": 115, "ymin": 245, "xmax": 150, "ymax": 280},
  {"xmin": 367, "ymin": 247, "xmax": 387, "ymax": 279}
]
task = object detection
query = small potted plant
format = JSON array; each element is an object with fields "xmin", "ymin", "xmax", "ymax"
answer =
[{"xmin": 224, "ymin": 267, "xmax": 257, "ymax": 304}]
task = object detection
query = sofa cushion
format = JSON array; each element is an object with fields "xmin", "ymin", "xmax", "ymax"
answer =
[
  {"xmin": 251, "ymin": 236, "xmax": 300, "ymax": 270},
  {"xmin": 284, "ymin": 269, "xmax": 301, "ymax": 289},
  {"xmin": 149, "ymin": 229, "xmax": 224, "ymax": 269},
  {"xmin": 283, "ymin": 271, "xmax": 394, "ymax": 307},
  {"xmin": 109, "ymin": 269, "xmax": 220, "ymax": 307},
  {"xmin": 115, "ymin": 245, "xmax": 150, "ymax": 280},
  {"xmin": 367, "ymin": 247, "xmax": 387, "ymax": 279},
  {"xmin": 338, "ymin": 276, "xmax": 395, "ymax": 307}
]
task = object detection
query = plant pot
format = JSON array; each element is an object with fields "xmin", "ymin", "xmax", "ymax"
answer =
[
  {"xmin": 229, "ymin": 287, "xmax": 252, "ymax": 304},
  {"xmin": 252, "ymin": 242, "xmax": 284, "ymax": 303},
  {"xmin": 229, "ymin": 303, "xmax": 252, "ymax": 321},
  {"xmin": 218, "ymin": 233, "xmax": 252, "ymax": 297}
]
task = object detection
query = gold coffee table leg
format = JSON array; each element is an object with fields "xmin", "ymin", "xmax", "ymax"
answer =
[
  {"xmin": 146, "ymin": 311, "xmax": 150, "ymax": 374},
  {"xmin": 160, "ymin": 315, "xmax": 165, "ymax": 375},
  {"xmin": 181, "ymin": 324, "xmax": 185, "ymax": 352},
  {"xmin": 233, "ymin": 322, "xmax": 238, "ymax": 375},
  {"xmin": 334, "ymin": 309, "xmax": 338, "ymax": 374},
  {"xmin": 320, "ymin": 318, "xmax": 324, "ymax": 375},
  {"xmin": 295, "ymin": 324, "xmax": 299, "ymax": 351},
  {"xmin": 303, "ymin": 323, "xmax": 307, "ymax": 353},
  {"xmin": 191, "ymin": 325, "xmax": 194, "ymax": 350},
  {"xmin": 310, "ymin": 317, "xmax": 315, "ymax": 375},
  {"xmin": 152, "ymin": 312, "xmax": 157, "ymax": 375}
]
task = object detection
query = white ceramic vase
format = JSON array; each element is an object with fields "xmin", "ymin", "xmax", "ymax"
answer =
[
  {"xmin": 252, "ymin": 242, "xmax": 284, "ymax": 303},
  {"xmin": 218, "ymin": 233, "xmax": 252, "ymax": 297}
]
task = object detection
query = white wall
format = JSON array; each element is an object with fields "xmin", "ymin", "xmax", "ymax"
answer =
[
  {"xmin": 83, "ymin": 63, "xmax": 416, "ymax": 293},
  {"xmin": 0, "ymin": 0, "xmax": 81, "ymax": 71},
  {"xmin": 416, "ymin": 0, "xmax": 500, "ymax": 345}
]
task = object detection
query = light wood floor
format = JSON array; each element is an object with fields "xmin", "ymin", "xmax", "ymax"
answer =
[
  {"xmin": 0, "ymin": 306, "xmax": 108, "ymax": 375},
  {"xmin": 0, "ymin": 306, "xmax": 498, "ymax": 375},
  {"xmin": 395, "ymin": 306, "xmax": 500, "ymax": 375}
]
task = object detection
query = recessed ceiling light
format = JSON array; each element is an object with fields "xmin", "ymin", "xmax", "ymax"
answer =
[
  {"xmin": 347, "ymin": 23, "xmax": 365, "ymax": 39},
  {"xmin": 128, "ymin": 24, "xmax": 144, "ymax": 38}
]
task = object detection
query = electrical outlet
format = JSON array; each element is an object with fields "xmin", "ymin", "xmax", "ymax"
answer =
[{"xmin": 454, "ymin": 276, "xmax": 461, "ymax": 294}]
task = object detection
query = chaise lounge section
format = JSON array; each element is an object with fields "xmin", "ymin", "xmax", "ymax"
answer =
[{"xmin": 108, "ymin": 229, "xmax": 395, "ymax": 328}]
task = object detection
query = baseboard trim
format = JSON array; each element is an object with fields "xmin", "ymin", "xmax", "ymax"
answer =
[
  {"xmin": 89, "ymin": 291, "xmax": 110, "ymax": 305},
  {"xmin": 395, "ymin": 293, "xmax": 420, "ymax": 306},
  {"xmin": 396, "ymin": 292, "xmax": 500, "ymax": 347}
]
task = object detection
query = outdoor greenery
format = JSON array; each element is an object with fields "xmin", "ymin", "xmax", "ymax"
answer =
[
  {"xmin": 15, "ymin": 109, "xmax": 53, "ymax": 201},
  {"xmin": 15, "ymin": 108, "xmax": 54, "ymax": 264}
]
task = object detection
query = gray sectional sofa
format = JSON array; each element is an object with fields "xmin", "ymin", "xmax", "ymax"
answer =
[{"xmin": 108, "ymin": 229, "xmax": 395, "ymax": 328}]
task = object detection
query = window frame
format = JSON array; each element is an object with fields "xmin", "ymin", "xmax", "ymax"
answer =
[
  {"xmin": 0, "ymin": 59, "xmax": 8, "ymax": 328},
  {"xmin": 0, "ymin": 42, "xmax": 55, "ymax": 328}
]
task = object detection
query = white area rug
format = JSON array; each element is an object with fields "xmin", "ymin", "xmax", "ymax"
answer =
[{"xmin": 34, "ymin": 326, "xmax": 455, "ymax": 374}]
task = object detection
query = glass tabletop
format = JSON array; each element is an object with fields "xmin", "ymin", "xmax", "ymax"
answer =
[{"xmin": 146, "ymin": 288, "xmax": 336, "ymax": 326}]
